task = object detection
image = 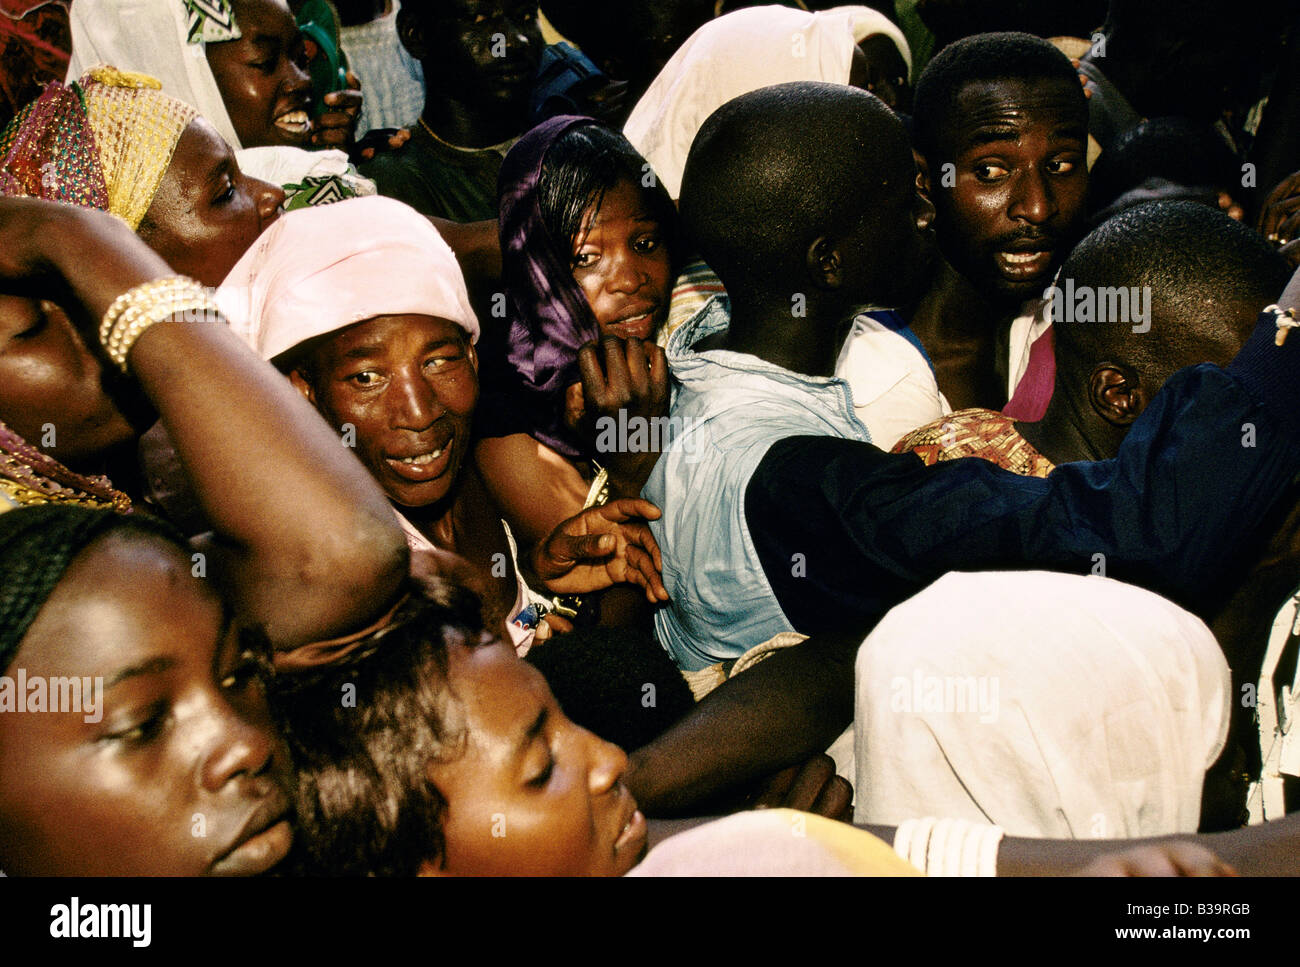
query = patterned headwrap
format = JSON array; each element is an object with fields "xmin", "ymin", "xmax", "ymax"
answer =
[
  {"xmin": 0, "ymin": 421, "xmax": 132, "ymax": 515},
  {"xmin": 0, "ymin": 66, "xmax": 198, "ymax": 229},
  {"xmin": 0, "ymin": 505, "xmax": 178, "ymax": 672},
  {"xmin": 497, "ymin": 115, "xmax": 605, "ymax": 460}
]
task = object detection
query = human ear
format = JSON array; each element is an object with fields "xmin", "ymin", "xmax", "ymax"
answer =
[
  {"xmin": 466, "ymin": 340, "xmax": 478, "ymax": 373},
  {"xmin": 914, "ymin": 150, "xmax": 931, "ymax": 199},
  {"xmin": 396, "ymin": 8, "xmax": 428, "ymax": 60},
  {"xmin": 805, "ymin": 236, "xmax": 843, "ymax": 290},
  {"xmin": 288, "ymin": 369, "xmax": 317, "ymax": 407},
  {"xmin": 1089, "ymin": 364, "xmax": 1144, "ymax": 426},
  {"xmin": 913, "ymin": 152, "xmax": 936, "ymax": 231}
]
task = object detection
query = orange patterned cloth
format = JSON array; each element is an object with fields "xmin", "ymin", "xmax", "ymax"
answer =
[{"xmin": 891, "ymin": 407, "xmax": 1056, "ymax": 479}]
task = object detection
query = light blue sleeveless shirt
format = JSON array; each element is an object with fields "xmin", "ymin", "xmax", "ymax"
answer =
[{"xmin": 644, "ymin": 297, "xmax": 874, "ymax": 670}]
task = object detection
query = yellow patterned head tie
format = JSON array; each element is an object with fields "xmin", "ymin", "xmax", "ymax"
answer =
[{"xmin": 79, "ymin": 67, "xmax": 200, "ymax": 230}]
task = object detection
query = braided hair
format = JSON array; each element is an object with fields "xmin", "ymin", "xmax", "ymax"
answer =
[{"xmin": 0, "ymin": 504, "xmax": 181, "ymax": 671}]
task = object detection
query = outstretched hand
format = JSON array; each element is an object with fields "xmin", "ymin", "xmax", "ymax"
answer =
[{"xmin": 532, "ymin": 498, "xmax": 669, "ymax": 603}]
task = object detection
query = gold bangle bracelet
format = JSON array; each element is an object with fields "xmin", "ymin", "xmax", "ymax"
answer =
[{"xmin": 98, "ymin": 276, "xmax": 221, "ymax": 372}]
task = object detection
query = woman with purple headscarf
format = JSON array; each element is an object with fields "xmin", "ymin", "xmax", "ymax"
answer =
[{"xmin": 475, "ymin": 115, "xmax": 681, "ymax": 554}]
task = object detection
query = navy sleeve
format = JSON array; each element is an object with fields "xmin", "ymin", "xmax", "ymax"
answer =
[{"xmin": 746, "ymin": 322, "xmax": 1300, "ymax": 637}]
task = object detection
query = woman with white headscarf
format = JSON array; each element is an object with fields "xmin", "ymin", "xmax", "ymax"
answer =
[{"xmin": 66, "ymin": 0, "xmax": 369, "ymax": 196}]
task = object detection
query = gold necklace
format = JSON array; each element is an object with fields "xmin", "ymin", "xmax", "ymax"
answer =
[{"xmin": 417, "ymin": 117, "xmax": 516, "ymax": 155}]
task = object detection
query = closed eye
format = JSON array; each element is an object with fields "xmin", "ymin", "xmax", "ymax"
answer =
[
  {"xmin": 103, "ymin": 703, "xmax": 168, "ymax": 746},
  {"xmin": 526, "ymin": 756, "xmax": 554, "ymax": 788},
  {"xmin": 14, "ymin": 305, "xmax": 49, "ymax": 339}
]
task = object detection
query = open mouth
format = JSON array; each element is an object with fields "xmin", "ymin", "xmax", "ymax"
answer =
[
  {"xmin": 274, "ymin": 109, "xmax": 312, "ymax": 137},
  {"xmin": 994, "ymin": 248, "xmax": 1054, "ymax": 281},
  {"xmin": 605, "ymin": 306, "xmax": 659, "ymax": 340},
  {"xmin": 385, "ymin": 442, "xmax": 453, "ymax": 483}
]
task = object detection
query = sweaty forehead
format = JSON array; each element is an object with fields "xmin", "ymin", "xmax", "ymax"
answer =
[
  {"xmin": 450, "ymin": 641, "xmax": 547, "ymax": 736},
  {"xmin": 11, "ymin": 531, "xmax": 220, "ymax": 682},
  {"xmin": 945, "ymin": 77, "xmax": 1088, "ymax": 143}
]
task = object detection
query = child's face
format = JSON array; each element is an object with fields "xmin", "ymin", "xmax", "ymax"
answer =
[
  {"xmin": 425, "ymin": 641, "xmax": 647, "ymax": 875},
  {"xmin": 571, "ymin": 178, "xmax": 674, "ymax": 342}
]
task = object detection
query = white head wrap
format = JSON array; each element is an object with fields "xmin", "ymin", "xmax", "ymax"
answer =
[
  {"xmin": 217, "ymin": 195, "xmax": 480, "ymax": 362},
  {"xmin": 67, "ymin": 0, "xmax": 245, "ymax": 150},
  {"xmin": 623, "ymin": 4, "xmax": 911, "ymax": 199}
]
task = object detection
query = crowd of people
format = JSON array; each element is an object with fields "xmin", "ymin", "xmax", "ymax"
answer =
[{"xmin": 1, "ymin": 0, "xmax": 1299, "ymax": 877}]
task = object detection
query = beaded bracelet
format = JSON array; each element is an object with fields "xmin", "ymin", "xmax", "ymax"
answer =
[
  {"xmin": 1264, "ymin": 304, "xmax": 1299, "ymax": 347},
  {"xmin": 893, "ymin": 816, "xmax": 1005, "ymax": 876},
  {"xmin": 98, "ymin": 276, "xmax": 221, "ymax": 372}
]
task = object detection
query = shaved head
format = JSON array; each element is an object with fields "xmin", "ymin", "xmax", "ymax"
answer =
[{"xmin": 680, "ymin": 81, "xmax": 930, "ymax": 312}]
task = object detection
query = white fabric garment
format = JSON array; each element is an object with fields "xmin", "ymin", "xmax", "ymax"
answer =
[
  {"xmin": 216, "ymin": 194, "xmax": 479, "ymax": 357},
  {"xmin": 339, "ymin": 0, "xmax": 424, "ymax": 133},
  {"xmin": 854, "ymin": 570, "xmax": 1231, "ymax": 839},
  {"xmin": 834, "ymin": 312, "xmax": 950, "ymax": 449},
  {"xmin": 67, "ymin": 0, "xmax": 244, "ymax": 150},
  {"xmin": 1006, "ymin": 295, "xmax": 1051, "ymax": 399},
  {"xmin": 234, "ymin": 144, "xmax": 371, "ymax": 193},
  {"xmin": 623, "ymin": 4, "xmax": 910, "ymax": 199}
]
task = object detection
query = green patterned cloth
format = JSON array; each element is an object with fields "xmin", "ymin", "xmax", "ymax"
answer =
[{"xmin": 183, "ymin": 0, "xmax": 241, "ymax": 44}]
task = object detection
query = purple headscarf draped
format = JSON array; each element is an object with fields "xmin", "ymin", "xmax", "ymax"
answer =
[{"xmin": 497, "ymin": 114, "xmax": 604, "ymax": 460}]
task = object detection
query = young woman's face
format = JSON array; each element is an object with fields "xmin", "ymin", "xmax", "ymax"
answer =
[
  {"xmin": 571, "ymin": 178, "xmax": 674, "ymax": 342},
  {"xmin": 425, "ymin": 641, "xmax": 647, "ymax": 876},
  {"xmin": 0, "ymin": 531, "xmax": 294, "ymax": 875},
  {"xmin": 291, "ymin": 314, "xmax": 479, "ymax": 510},
  {"xmin": 139, "ymin": 118, "xmax": 286, "ymax": 287},
  {"xmin": 204, "ymin": 0, "xmax": 314, "ymax": 148}
]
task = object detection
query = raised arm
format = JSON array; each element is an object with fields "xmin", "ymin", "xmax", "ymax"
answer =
[{"xmin": 0, "ymin": 198, "xmax": 407, "ymax": 647}]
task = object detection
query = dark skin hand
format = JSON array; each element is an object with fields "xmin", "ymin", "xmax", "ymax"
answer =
[
  {"xmin": 750, "ymin": 753, "xmax": 854, "ymax": 821},
  {"xmin": 625, "ymin": 630, "xmax": 858, "ymax": 816},
  {"xmin": 0, "ymin": 198, "xmax": 408, "ymax": 649},
  {"xmin": 1258, "ymin": 168, "xmax": 1300, "ymax": 244},
  {"xmin": 311, "ymin": 73, "xmax": 364, "ymax": 151},
  {"xmin": 354, "ymin": 125, "xmax": 411, "ymax": 163},
  {"xmin": 1258, "ymin": 169, "xmax": 1300, "ymax": 267},
  {"xmin": 529, "ymin": 497, "xmax": 669, "ymax": 605},
  {"xmin": 574, "ymin": 335, "xmax": 670, "ymax": 498}
]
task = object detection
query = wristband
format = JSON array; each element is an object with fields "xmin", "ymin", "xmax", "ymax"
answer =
[{"xmin": 99, "ymin": 276, "xmax": 220, "ymax": 372}]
